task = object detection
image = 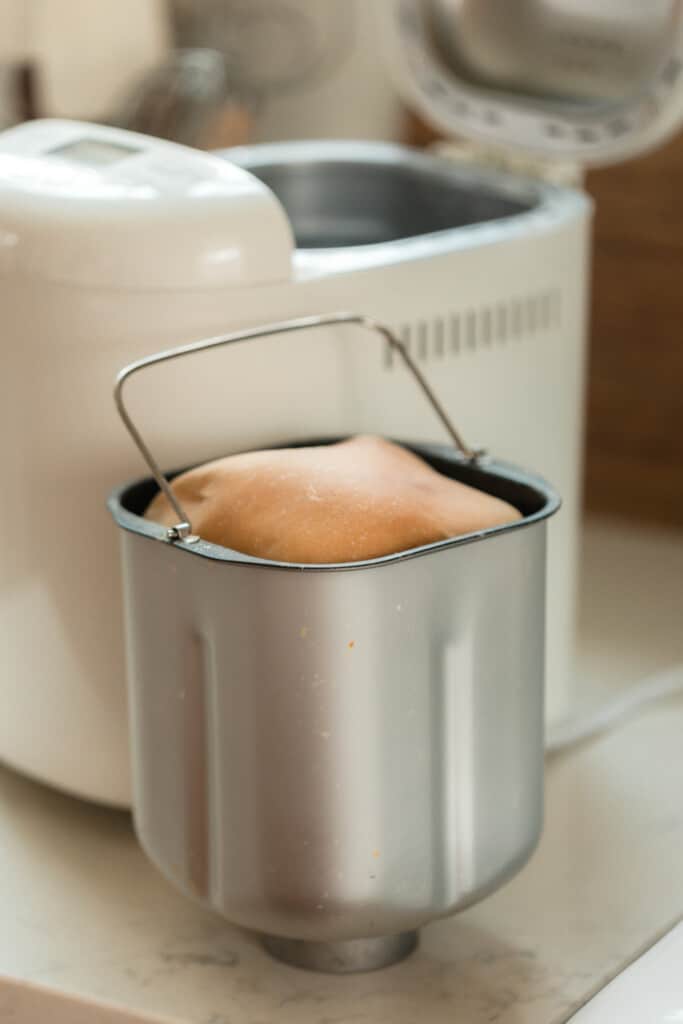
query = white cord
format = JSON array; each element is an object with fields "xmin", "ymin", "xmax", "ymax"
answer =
[{"xmin": 545, "ymin": 662, "xmax": 683, "ymax": 756}]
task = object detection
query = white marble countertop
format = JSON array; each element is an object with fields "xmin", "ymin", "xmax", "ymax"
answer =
[{"xmin": 1, "ymin": 517, "xmax": 682, "ymax": 1024}]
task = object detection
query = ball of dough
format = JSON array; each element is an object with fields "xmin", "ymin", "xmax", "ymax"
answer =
[{"xmin": 145, "ymin": 435, "xmax": 521, "ymax": 563}]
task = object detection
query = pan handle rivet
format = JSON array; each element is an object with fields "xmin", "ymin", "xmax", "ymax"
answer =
[{"xmin": 166, "ymin": 522, "xmax": 199, "ymax": 544}]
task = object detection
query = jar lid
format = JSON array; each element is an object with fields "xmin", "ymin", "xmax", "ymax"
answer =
[{"xmin": 378, "ymin": 0, "xmax": 683, "ymax": 165}]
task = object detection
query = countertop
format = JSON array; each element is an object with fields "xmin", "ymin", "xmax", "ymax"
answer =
[{"xmin": 1, "ymin": 517, "xmax": 682, "ymax": 1024}]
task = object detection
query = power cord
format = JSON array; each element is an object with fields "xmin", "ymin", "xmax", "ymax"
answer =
[{"xmin": 545, "ymin": 662, "xmax": 683, "ymax": 756}]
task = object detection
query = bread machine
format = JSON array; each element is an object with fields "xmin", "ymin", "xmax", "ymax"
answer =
[{"xmin": 1, "ymin": 0, "xmax": 682, "ymax": 806}]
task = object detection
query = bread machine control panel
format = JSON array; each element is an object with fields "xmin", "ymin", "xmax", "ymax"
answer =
[{"xmin": 0, "ymin": 119, "xmax": 294, "ymax": 289}]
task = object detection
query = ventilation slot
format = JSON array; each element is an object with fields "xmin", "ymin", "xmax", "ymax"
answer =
[
  {"xmin": 450, "ymin": 314, "xmax": 461, "ymax": 354},
  {"xmin": 434, "ymin": 316, "xmax": 445, "ymax": 358},
  {"xmin": 417, "ymin": 320, "xmax": 429, "ymax": 361},
  {"xmin": 383, "ymin": 289, "xmax": 561, "ymax": 369},
  {"xmin": 465, "ymin": 310, "xmax": 477, "ymax": 351}
]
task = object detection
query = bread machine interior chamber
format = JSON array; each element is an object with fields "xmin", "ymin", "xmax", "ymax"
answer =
[{"xmin": 225, "ymin": 143, "xmax": 533, "ymax": 248}]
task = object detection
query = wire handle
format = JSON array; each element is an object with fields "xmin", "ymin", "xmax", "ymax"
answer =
[{"xmin": 114, "ymin": 311, "xmax": 480, "ymax": 542}]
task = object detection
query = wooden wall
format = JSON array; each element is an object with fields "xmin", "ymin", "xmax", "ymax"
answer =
[{"xmin": 584, "ymin": 135, "xmax": 683, "ymax": 529}]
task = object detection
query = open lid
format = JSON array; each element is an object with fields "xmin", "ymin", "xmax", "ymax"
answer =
[{"xmin": 378, "ymin": 0, "xmax": 683, "ymax": 166}]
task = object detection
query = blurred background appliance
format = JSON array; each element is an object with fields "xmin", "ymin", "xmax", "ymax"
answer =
[{"xmin": 0, "ymin": 1, "xmax": 404, "ymax": 146}]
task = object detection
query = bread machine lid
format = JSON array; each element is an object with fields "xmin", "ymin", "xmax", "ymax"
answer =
[
  {"xmin": 378, "ymin": 0, "xmax": 683, "ymax": 166},
  {"xmin": 0, "ymin": 119, "xmax": 294, "ymax": 289}
]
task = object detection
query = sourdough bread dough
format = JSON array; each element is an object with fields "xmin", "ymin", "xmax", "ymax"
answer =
[{"xmin": 145, "ymin": 435, "xmax": 520, "ymax": 562}]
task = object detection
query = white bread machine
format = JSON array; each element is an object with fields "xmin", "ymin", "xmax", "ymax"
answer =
[{"xmin": 0, "ymin": 0, "xmax": 681, "ymax": 805}]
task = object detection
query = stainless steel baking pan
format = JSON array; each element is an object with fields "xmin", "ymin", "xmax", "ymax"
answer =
[{"xmin": 108, "ymin": 312, "xmax": 559, "ymax": 973}]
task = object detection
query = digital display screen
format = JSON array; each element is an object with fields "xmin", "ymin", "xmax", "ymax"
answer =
[{"xmin": 48, "ymin": 138, "xmax": 141, "ymax": 168}]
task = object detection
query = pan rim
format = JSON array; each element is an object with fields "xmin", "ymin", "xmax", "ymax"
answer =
[{"xmin": 107, "ymin": 437, "xmax": 560, "ymax": 573}]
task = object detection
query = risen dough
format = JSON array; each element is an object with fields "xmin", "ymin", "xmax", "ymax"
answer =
[{"xmin": 145, "ymin": 435, "xmax": 521, "ymax": 563}]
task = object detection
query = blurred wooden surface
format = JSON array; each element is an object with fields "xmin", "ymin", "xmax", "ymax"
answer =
[
  {"xmin": 405, "ymin": 113, "xmax": 683, "ymax": 528},
  {"xmin": 584, "ymin": 134, "xmax": 683, "ymax": 529}
]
